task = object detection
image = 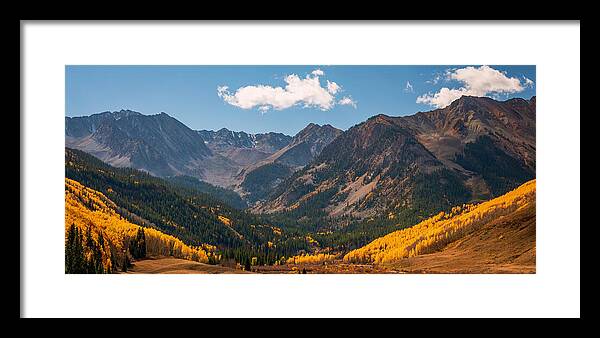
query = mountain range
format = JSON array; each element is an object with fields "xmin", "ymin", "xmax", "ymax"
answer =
[
  {"xmin": 66, "ymin": 111, "xmax": 342, "ymax": 203},
  {"xmin": 65, "ymin": 96, "xmax": 535, "ymax": 228},
  {"xmin": 255, "ymin": 96, "xmax": 535, "ymax": 227}
]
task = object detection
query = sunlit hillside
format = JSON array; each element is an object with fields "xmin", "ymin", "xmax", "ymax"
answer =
[
  {"xmin": 344, "ymin": 179, "xmax": 536, "ymax": 265},
  {"xmin": 286, "ymin": 253, "xmax": 338, "ymax": 265},
  {"xmin": 65, "ymin": 178, "xmax": 209, "ymax": 273}
]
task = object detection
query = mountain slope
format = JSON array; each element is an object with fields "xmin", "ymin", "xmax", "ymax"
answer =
[
  {"xmin": 237, "ymin": 123, "xmax": 342, "ymax": 203},
  {"xmin": 66, "ymin": 110, "xmax": 212, "ymax": 176},
  {"xmin": 65, "ymin": 147, "xmax": 314, "ymax": 265},
  {"xmin": 344, "ymin": 179, "xmax": 535, "ymax": 273},
  {"xmin": 264, "ymin": 123, "xmax": 343, "ymax": 169},
  {"xmin": 65, "ymin": 147, "xmax": 277, "ymax": 248},
  {"xmin": 256, "ymin": 96, "xmax": 535, "ymax": 226},
  {"xmin": 66, "ymin": 110, "xmax": 241, "ymax": 187},
  {"xmin": 388, "ymin": 203, "xmax": 535, "ymax": 273},
  {"xmin": 400, "ymin": 95, "xmax": 536, "ymax": 195},
  {"xmin": 65, "ymin": 178, "xmax": 210, "ymax": 273},
  {"xmin": 164, "ymin": 175, "xmax": 247, "ymax": 209},
  {"xmin": 195, "ymin": 124, "xmax": 341, "ymax": 203}
]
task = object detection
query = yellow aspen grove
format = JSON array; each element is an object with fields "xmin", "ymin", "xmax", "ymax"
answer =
[
  {"xmin": 343, "ymin": 179, "xmax": 536, "ymax": 264},
  {"xmin": 65, "ymin": 178, "xmax": 209, "ymax": 272},
  {"xmin": 286, "ymin": 253, "xmax": 337, "ymax": 265}
]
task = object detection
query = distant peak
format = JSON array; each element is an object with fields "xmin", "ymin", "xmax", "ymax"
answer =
[
  {"xmin": 454, "ymin": 95, "xmax": 488, "ymax": 103},
  {"xmin": 116, "ymin": 109, "xmax": 142, "ymax": 115},
  {"xmin": 451, "ymin": 95, "xmax": 537, "ymax": 108},
  {"xmin": 447, "ymin": 95, "xmax": 494, "ymax": 110},
  {"xmin": 106, "ymin": 109, "xmax": 143, "ymax": 120},
  {"xmin": 88, "ymin": 109, "xmax": 142, "ymax": 119},
  {"xmin": 366, "ymin": 113, "xmax": 393, "ymax": 124},
  {"xmin": 300, "ymin": 122, "xmax": 340, "ymax": 132},
  {"xmin": 265, "ymin": 131, "xmax": 293, "ymax": 137},
  {"xmin": 152, "ymin": 111, "xmax": 173, "ymax": 118},
  {"xmin": 298, "ymin": 123, "xmax": 320, "ymax": 132},
  {"xmin": 292, "ymin": 123, "xmax": 342, "ymax": 142}
]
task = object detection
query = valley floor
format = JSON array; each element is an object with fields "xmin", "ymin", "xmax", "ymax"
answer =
[
  {"xmin": 253, "ymin": 262, "xmax": 401, "ymax": 274},
  {"xmin": 123, "ymin": 257, "xmax": 251, "ymax": 274}
]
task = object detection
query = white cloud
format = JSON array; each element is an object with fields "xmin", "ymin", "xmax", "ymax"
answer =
[
  {"xmin": 257, "ymin": 106, "xmax": 270, "ymax": 114},
  {"xmin": 338, "ymin": 96, "xmax": 357, "ymax": 108},
  {"xmin": 218, "ymin": 69, "xmax": 351, "ymax": 112},
  {"xmin": 417, "ymin": 88, "xmax": 467, "ymax": 108},
  {"xmin": 523, "ymin": 76, "xmax": 535, "ymax": 87},
  {"xmin": 404, "ymin": 81, "xmax": 414, "ymax": 93},
  {"xmin": 217, "ymin": 85, "xmax": 229, "ymax": 97},
  {"xmin": 417, "ymin": 65, "xmax": 526, "ymax": 108},
  {"xmin": 311, "ymin": 69, "xmax": 324, "ymax": 76},
  {"xmin": 327, "ymin": 80, "xmax": 341, "ymax": 94}
]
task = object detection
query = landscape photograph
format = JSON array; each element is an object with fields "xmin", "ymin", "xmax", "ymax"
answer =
[{"xmin": 64, "ymin": 65, "xmax": 537, "ymax": 274}]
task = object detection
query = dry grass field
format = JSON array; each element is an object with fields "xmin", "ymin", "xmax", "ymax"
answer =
[{"xmin": 123, "ymin": 257, "xmax": 251, "ymax": 274}]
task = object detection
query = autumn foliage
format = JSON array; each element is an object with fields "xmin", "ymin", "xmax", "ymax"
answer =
[
  {"xmin": 286, "ymin": 253, "xmax": 337, "ymax": 265},
  {"xmin": 65, "ymin": 178, "xmax": 209, "ymax": 273},
  {"xmin": 343, "ymin": 179, "xmax": 536, "ymax": 264}
]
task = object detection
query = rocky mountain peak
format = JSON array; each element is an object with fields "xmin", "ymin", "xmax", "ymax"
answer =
[
  {"xmin": 294, "ymin": 122, "xmax": 342, "ymax": 142},
  {"xmin": 111, "ymin": 109, "xmax": 143, "ymax": 119}
]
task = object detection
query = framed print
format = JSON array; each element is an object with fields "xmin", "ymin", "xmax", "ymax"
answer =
[{"xmin": 21, "ymin": 21, "xmax": 580, "ymax": 318}]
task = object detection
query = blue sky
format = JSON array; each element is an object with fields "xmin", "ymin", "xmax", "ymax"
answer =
[{"xmin": 66, "ymin": 65, "xmax": 536, "ymax": 136}]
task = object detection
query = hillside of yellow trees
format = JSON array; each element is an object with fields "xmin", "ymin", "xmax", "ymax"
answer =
[
  {"xmin": 286, "ymin": 253, "xmax": 338, "ymax": 265},
  {"xmin": 65, "ymin": 178, "xmax": 209, "ymax": 273},
  {"xmin": 344, "ymin": 179, "xmax": 536, "ymax": 267}
]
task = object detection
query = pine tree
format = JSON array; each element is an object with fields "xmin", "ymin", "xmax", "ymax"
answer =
[
  {"xmin": 83, "ymin": 226, "xmax": 104, "ymax": 274},
  {"xmin": 65, "ymin": 224, "xmax": 75, "ymax": 273},
  {"xmin": 122, "ymin": 253, "xmax": 130, "ymax": 272},
  {"xmin": 138, "ymin": 228, "xmax": 146, "ymax": 258},
  {"xmin": 65, "ymin": 223, "xmax": 86, "ymax": 273}
]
